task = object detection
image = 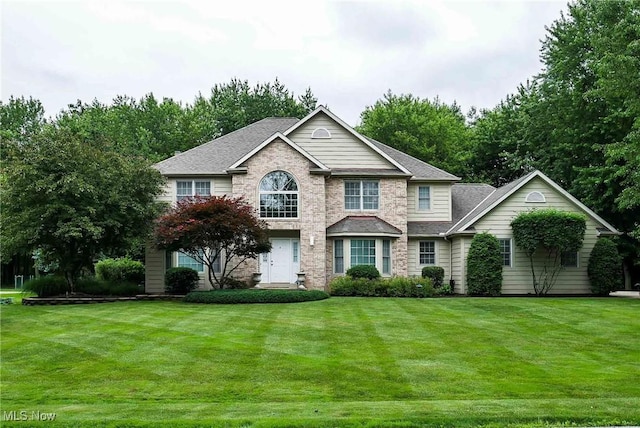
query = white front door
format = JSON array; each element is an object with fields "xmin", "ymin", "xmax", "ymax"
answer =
[{"xmin": 259, "ymin": 238, "xmax": 300, "ymax": 284}]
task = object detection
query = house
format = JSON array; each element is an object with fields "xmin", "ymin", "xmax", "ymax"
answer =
[{"xmin": 145, "ymin": 106, "xmax": 620, "ymax": 294}]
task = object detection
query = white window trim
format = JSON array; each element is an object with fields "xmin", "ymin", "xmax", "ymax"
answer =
[
  {"xmin": 258, "ymin": 171, "xmax": 300, "ymax": 219},
  {"xmin": 418, "ymin": 240, "xmax": 437, "ymax": 266},
  {"xmin": 334, "ymin": 240, "xmax": 344, "ymax": 274},
  {"xmin": 344, "ymin": 180, "xmax": 380, "ymax": 211},
  {"xmin": 561, "ymin": 251, "xmax": 579, "ymax": 268},
  {"xmin": 498, "ymin": 238, "xmax": 513, "ymax": 268},
  {"xmin": 335, "ymin": 238, "xmax": 392, "ymax": 277},
  {"xmin": 417, "ymin": 185, "xmax": 432, "ymax": 212},
  {"xmin": 176, "ymin": 179, "xmax": 212, "ymax": 202},
  {"xmin": 311, "ymin": 127, "xmax": 331, "ymax": 139},
  {"xmin": 525, "ymin": 191, "xmax": 546, "ymax": 203},
  {"xmin": 175, "ymin": 249, "xmax": 222, "ymax": 274}
]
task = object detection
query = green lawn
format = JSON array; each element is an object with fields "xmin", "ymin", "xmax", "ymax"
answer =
[{"xmin": 1, "ymin": 297, "xmax": 639, "ymax": 427}]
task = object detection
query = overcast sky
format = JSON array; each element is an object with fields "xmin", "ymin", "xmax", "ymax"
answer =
[{"xmin": 2, "ymin": 0, "xmax": 567, "ymax": 126}]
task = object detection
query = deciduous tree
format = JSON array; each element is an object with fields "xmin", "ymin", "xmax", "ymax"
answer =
[{"xmin": 153, "ymin": 196, "xmax": 271, "ymax": 289}]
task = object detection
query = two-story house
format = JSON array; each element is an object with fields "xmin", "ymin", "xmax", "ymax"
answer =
[{"xmin": 145, "ymin": 106, "xmax": 619, "ymax": 294}]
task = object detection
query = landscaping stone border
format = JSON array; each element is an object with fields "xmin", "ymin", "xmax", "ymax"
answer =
[{"xmin": 22, "ymin": 294, "xmax": 185, "ymax": 306}]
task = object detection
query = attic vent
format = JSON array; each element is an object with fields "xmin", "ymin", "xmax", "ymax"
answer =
[
  {"xmin": 525, "ymin": 191, "xmax": 546, "ymax": 203},
  {"xmin": 311, "ymin": 127, "xmax": 331, "ymax": 139}
]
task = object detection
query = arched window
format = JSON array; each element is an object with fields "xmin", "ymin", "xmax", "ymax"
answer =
[
  {"xmin": 311, "ymin": 127, "xmax": 331, "ymax": 139},
  {"xmin": 259, "ymin": 171, "xmax": 298, "ymax": 218},
  {"xmin": 525, "ymin": 191, "xmax": 546, "ymax": 203}
]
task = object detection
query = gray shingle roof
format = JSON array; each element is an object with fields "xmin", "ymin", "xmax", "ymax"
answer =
[
  {"xmin": 408, "ymin": 183, "xmax": 495, "ymax": 236},
  {"xmin": 448, "ymin": 171, "xmax": 536, "ymax": 233},
  {"xmin": 365, "ymin": 137, "xmax": 461, "ymax": 181},
  {"xmin": 154, "ymin": 117, "xmax": 300, "ymax": 175},
  {"xmin": 327, "ymin": 216, "xmax": 402, "ymax": 236}
]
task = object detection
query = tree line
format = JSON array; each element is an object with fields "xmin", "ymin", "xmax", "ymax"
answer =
[{"xmin": 1, "ymin": 0, "xmax": 638, "ymax": 284}]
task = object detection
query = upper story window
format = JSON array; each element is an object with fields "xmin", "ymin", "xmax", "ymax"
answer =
[
  {"xmin": 345, "ymin": 180, "xmax": 379, "ymax": 210},
  {"xmin": 311, "ymin": 127, "xmax": 331, "ymax": 139},
  {"xmin": 418, "ymin": 186, "xmax": 431, "ymax": 210},
  {"xmin": 177, "ymin": 180, "xmax": 211, "ymax": 201},
  {"xmin": 525, "ymin": 191, "xmax": 546, "ymax": 203},
  {"xmin": 259, "ymin": 171, "xmax": 298, "ymax": 218}
]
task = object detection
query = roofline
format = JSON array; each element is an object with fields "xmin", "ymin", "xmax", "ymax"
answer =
[
  {"xmin": 326, "ymin": 232, "xmax": 402, "ymax": 238},
  {"xmin": 448, "ymin": 170, "xmax": 620, "ymax": 235},
  {"xmin": 229, "ymin": 132, "xmax": 329, "ymax": 170},
  {"xmin": 283, "ymin": 106, "xmax": 412, "ymax": 175},
  {"xmin": 445, "ymin": 187, "xmax": 499, "ymax": 234}
]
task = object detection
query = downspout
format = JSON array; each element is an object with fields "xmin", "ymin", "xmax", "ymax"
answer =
[{"xmin": 441, "ymin": 232, "xmax": 455, "ymax": 292}]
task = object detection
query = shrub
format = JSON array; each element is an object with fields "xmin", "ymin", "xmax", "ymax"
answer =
[
  {"xmin": 422, "ymin": 266, "xmax": 445, "ymax": 288},
  {"xmin": 23, "ymin": 276, "xmax": 68, "ymax": 297},
  {"xmin": 588, "ymin": 238, "xmax": 623, "ymax": 296},
  {"xmin": 76, "ymin": 276, "xmax": 141, "ymax": 296},
  {"xmin": 95, "ymin": 258, "xmax": 145, "ymax": 284},
  {"xmin": 346, "ymin": 264, "xmax": 381, "ymax": 280},
  {"xmin": 435, "ymin": 283, "xmax": 453, "ymax": 296},
  {"xmin": 467, "ymin": 232, "xmax": 503, "ymax": 296},
  {"xmin": 165, "ymin": 267, "xmax": 200, "ymax": 294},
  {"xmin": 183, "ymin": 289, "xmax": 329, "ymax": 304},
  {"xmin": 329, "ymin": 276, "xmax": 434, "ymax": 297}
]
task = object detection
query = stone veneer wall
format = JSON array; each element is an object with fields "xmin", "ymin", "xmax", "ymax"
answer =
[
  {"xmin": 231, "ymin": 139, "xmax": 327, "ymax": 290},
  {"xmin": 324, "ymin": 177, "xmax": 408, "ymax": 283}
]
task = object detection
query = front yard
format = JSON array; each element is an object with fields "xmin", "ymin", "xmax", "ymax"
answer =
[{"xmin": 1, "ymin": 297, "xmax": 639, "ymax": 427}]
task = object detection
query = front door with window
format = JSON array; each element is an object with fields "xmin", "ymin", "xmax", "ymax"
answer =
[{"xmin": 260, "ymin": 238, "xmax": 300, "ymax": 284}]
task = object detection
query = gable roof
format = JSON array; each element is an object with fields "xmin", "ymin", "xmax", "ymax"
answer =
[
  {"xmin": 408, "ymin": 183, "xmax": 495, "ymax": 236},
  {"xmin": 229, "ymin": 132, "xmax": 329, "ymax": 171},
  {"xmin": 284, "ymin": 106, "xmax": 412, "ymax": 175},
  {"xmin": 154, "ymin": 117, "xmax": 299, "ymax": 175},
  {"xmin": 447, "ymin": 170, "xmax": 620, "ymax": 235}
]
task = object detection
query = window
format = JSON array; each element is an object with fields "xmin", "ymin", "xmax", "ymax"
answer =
[
  {"xmin": 178, "ymin": 251, "xmax": 204, "ymax": 272},
  {"xmin": 382, "ymin": 240, "xmax": 391, "ymax": 274},
  {"xmin": 418, "ymin": 186, "xmax": 431, "ymax": 210},
  {"xmin": 419, "ymin": 241, "xmax": 435, "ymax": 265},
  {"xmin": 351, "ymin": 240, "xmax": 376, "ymax": 266},
  {"xmin": 292, "ymin": 241, "xmax": 299, "ymax": 263},
  {"xmin": 499, "ymin": 239, "xmax": 512, "ymax": 267},
  {"xmin": 177, "ymin": 180, "xmax": 211, "ymax": 201},
  {"xmin": 525, "ymin": 191, "xmax": 546, "ymax": 203},
  {"xmin": 345, "ymin": 180, "xmax": 379, "ymax": 210},
  {"xmin": 561, "ymin": 251, "xmax": 578, "ymax": 267},
  {"xmin": 334, "ymin": 240, "xmax": 344, "ymax": 274},
  {"xmin": 311, "ymin": 128, "xmax": 331, "ymax": 139},
  {"xmin": 259, "ymin": 171, "xmax": 298, "ymax": 218}
]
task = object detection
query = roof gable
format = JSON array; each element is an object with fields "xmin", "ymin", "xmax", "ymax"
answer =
[
  {"xmin": 448, "ymin": 170, "xmax": 620, "ymax": 235},
  {"xmin": 229, "ymin": 132, "xmax": 328, "ymax": 171},
  {"xmin": 284, "ymin": 106, "xmax": 411, "ymax": 174}
]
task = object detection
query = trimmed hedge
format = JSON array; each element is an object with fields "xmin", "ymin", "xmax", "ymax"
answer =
[
  {"xmin": 346, "ymin": 264, "xmax": 381, "ymax": 280},
  {"xmin": 588, "ymin": 238, "xmax": 622, "ymax": 296},
  {"xmin": 467, "ymin": 232, "xmax": 503, "ymax": 296},
  {"xmin": 183, "ymin": 289, "xmax": 330, "ymax": 304},
  {"xmin": 422, "ymin": 266, "xmax": 445, "ymax": 288},
  {"xmin": 165, "ymin": 267, "xmax": 200, "ymax": 294},
  {"xmin": 329, "ymin": 276, "xmax": 434, "ymax": 297},
  {"xmin": 23, "ymin": 276, "xmax": 68, "ymax": 297},
  {"xmin": 95, "ymin": 258, "xmax": 145, "ymax": 284}
]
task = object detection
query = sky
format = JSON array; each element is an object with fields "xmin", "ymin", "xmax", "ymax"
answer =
[{"xmin": 1, "ymin": 0, "xmax": 568, "ymax": 126}]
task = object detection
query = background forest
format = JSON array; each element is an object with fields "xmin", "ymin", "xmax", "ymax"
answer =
[{"xmin": 2, "ymin": 0, "xmax": 638, "ymax": 286}]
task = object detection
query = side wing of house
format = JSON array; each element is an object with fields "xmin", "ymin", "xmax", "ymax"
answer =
[{"xmin": 451, "ymin": 173, "xmax": 619, "ymax": 295}]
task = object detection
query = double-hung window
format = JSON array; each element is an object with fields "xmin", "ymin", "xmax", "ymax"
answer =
[
  {"xmin": 498, "ymin": 239, "xmax": 512, "ymax": 267},
  {"xmin": 419, "ymin": 241, "xmax": 435, "ymax": 265},
  {"xmin": 345, "ymin": 180, "xmax": 379, "ymax": 210},
  {"xmin": 561, "ymin": 251, "xmax": 578, "ymax": 267},
  {"xmin": 178, "ymin": 251, "xmax": 204, "ymax": 272},
  {"xmin": 418, "ymin": 186, "xmax": 431, "ymax": 210},
  {"xmin": 350, "ymin": 239, "xmax": 376, "ymax": 266},
  {"xmin": 177, "ymin": 180, "xmax": 211, "ymax": 201}
]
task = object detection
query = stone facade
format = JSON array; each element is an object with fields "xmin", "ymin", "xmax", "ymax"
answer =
[{"xmin": 231, "ymin": 138, "xmax": 327, "ymax": 289}]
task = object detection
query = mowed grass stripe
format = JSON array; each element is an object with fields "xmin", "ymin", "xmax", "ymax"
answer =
[{"xmin": 1, "ymin": 297, "xmax": 639, "ymax": 426}]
